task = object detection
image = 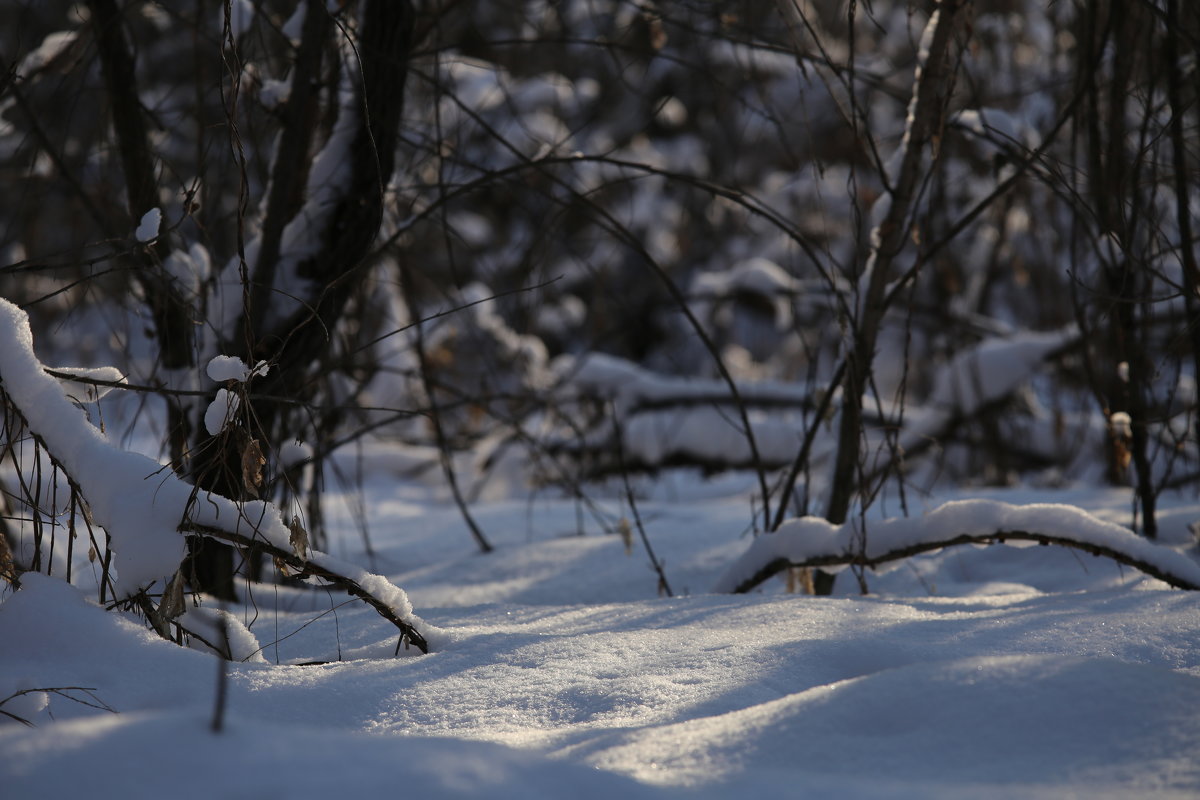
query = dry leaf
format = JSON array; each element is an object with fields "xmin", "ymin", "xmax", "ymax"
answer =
[
  {"xmin": 0, "ymin": 532, "xmax": 16, "ymax": 585},
  {"xmin": 428, "ymin": 340, "xmax": 456, "ymax": 369},
  {"xmin": 1113, "ymin": 439, "xmax": 1132, "ymax": 471},
  {"xmin": 158, "ymin": 570, "xmax": 186, "ymax": 622},
  {"xmin": 617, "ymin": 518, "xmax": 633, "ymax": 556},
  {"xmin": 647, "ymin": 16, "xmax": 667, "ymax": 50},
  {"xmin": 241, "ymin": 438, "xmax": 266, "ymax": 498},
  {"xmin": 786, "ymin": 567, "xmax": 815, "ymax": 595},
  {"xmin": 288, "ymin": 515, "xmax": 309, "ymax": 562}
]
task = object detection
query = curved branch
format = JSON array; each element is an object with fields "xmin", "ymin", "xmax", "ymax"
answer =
[
  {"xmin": 723, "ymin": 530, "xmax": 1200, "ymax": 594},
  {"xmin": 715, "ymin": 499, "xmax": 1200, "ymax": 594}
]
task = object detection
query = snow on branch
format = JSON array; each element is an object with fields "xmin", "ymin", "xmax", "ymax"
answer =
[
  {"xmin": 548, "ymin": 324, "xmax": 1074, "ymax": 479},
  {"xmin": 0, "ymin": 298, "xmax": 431, "ymax": 653},
  {"xmin": 925, "ymin": 327, "xmax": 1077, "ymax": 417},
  {"xmin": 713, "ymin": 499, "xmax": 1200, "ymax": 594},
  {"xmin": 543, "ymin": 353, "xmax": 821, "ymax": 474},
  {"xmin": 892, "ymin": 326, "xmax": 1079, "ymax": 463},
  {"xmin": 557, "ymin": 353, "xmax": 815, "ymax": 416},
  {"xmin": 179, "ymin": 520, "xmax": 428, "ymax": 654}
]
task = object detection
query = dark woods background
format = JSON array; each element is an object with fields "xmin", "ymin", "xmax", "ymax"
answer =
[{"xmin": 1, "ymin": 0, "xmax": 1197, "ymax": 596}]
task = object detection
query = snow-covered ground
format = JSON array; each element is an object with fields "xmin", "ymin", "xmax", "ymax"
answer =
[{"xmin": 4, "ymin": 475, "xmax": 1200, "ymax": 799}]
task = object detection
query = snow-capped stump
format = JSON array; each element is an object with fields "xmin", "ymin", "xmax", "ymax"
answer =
[{"xmin": 714, "ymin": 499, "xmax": 1200, "ymax": 594}]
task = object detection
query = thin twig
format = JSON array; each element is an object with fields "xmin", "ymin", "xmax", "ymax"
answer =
[{"xmin": 612, "ymin": 406, "xmax": 673, "ymax": 597}]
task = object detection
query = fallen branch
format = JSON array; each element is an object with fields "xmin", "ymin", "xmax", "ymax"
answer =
[
  {"xmin": 0, "ymin": 686, "xmax": 116, "ymax": 726},
  {"xmin": 714, "ymin": 499, "xmax": 1200, "ymax": 594},
  {"xmin": 180, "ymin": 520, "xmax": 429, "ymax": 654}
]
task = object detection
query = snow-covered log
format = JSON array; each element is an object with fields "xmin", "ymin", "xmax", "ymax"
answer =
[{"xmin": 714, "ymin": 499, "xmax": 1200, "ymax": 594}]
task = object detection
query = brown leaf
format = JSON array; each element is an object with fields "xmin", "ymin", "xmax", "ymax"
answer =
[
  {"xmin": 785, "ymin": 567, "xmax": 815, "ymax": 595},
  {"xmin": 288, "ymin": 515, "xmax": 309, "ymax": 562},
  {"xmin": 617, "ymin": 517, "xmax": 633, "ymax": 556},
  {"xmin": 241, "ymin": 438, "xmax": 266, "ymax": 498},
  {"xmin": 158, "ymin": 570, "xmax": 186, "ymax": 622},
  {"xmin": 1113, "ymin": 438, "xmax": 1132, "ymax": 471},
  {"xmin": 0, "ymin": 531, "xmax": 16, "ymax": 585},
  {"xmin": 647, "ymin": 16, "xmax": 667, "ymax": 50}
]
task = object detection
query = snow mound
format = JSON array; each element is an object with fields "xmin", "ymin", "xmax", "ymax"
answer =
[
  {"xmin": 1, "ymin": 712, "xmax": 660, "ymax": 800},
  {"xmin": 587, "ymin": 654, "xmax": 1200, "ymax": 794}
]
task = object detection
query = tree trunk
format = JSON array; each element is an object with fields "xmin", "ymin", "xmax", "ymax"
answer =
[
  {"xmin": 185, "ymin": 0, "xmax": 416, "ymax": 598},
  {"xmin": 821, "ymin": 1, "xmax": 971, "ymax": 592}
]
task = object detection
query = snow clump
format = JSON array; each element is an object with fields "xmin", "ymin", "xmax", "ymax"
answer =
[{"xmin": 135, "ymin": 208, "xmax": 161, "ymax": 243}]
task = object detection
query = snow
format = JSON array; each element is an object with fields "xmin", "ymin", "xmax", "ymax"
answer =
[
  {"xmin": 1111, "ymin": 411, "xmax": 1133, "ymax": 439},
  {"xmin": 280, "ymin": 439, "xmax": 313, "ymax": 469},
  {"xmin": 691, "ymin": 257, "xmax": 797, "ymax": 329},
  {"xmin": 11, "ymin": 1, "xmax": 1200, "ymax": 792},
  {"xmin": 0, "ymin": 299, "xmax": 187, "ymax": 594},
  {"xmin": 592, "ymin": 654, "xmax": 1200, "ymax": 793},
  {"xmin": 5, "ymin": 461, "xmax": 1200, "ymax": 797},
  {"xmin": 48, "ymin": 365, "xmax": 126, "ymax": 403},
  {"xmin": 556, "ymin": 352, "xmax": 811, "ymax": 415},
  {"xmin": 713, "ymin": 498, "xmax": 1200, "ymax": 593},
  {"xmin": 203, "ymin": 356, "xmax": 269, "ymax": 434},
  {"xmin": 258, "ymin": 78, "xmax": 290, "ymax": 110},
  {"xmin": 224, "ymin": 0, "xmax": 255, "ymax": 39},
  {"xmin": 927, "ymin": 328, "xmax": 1076, "ymax": 414},
  {"xmin": 163, "ymin": 241, "xmax": 211, "ymax": 295},
  {"xmin": 134, "ymin": 208, "xmax": 161, "ymax": 243},
  {"xmin": 621, "ymin": 406, "xmax": 801, "ymax": 466},
  {"xmin": 206, "ymin": 354, "xmax": 269, "ymax": 384},
  {"xmin": 952, "ymin": 107, "xmax": 1040, "ymax": 154},
  {"xmin": 17, "ymin": 30, "xmax": 77, "ymax": 75},
  {"xmin": 0, "ymin": 300, "xmax": 427, "ymax": 648},
  {"xmin": 203, "ymin": 387, "xmax": 240, "ymax": 435}
]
